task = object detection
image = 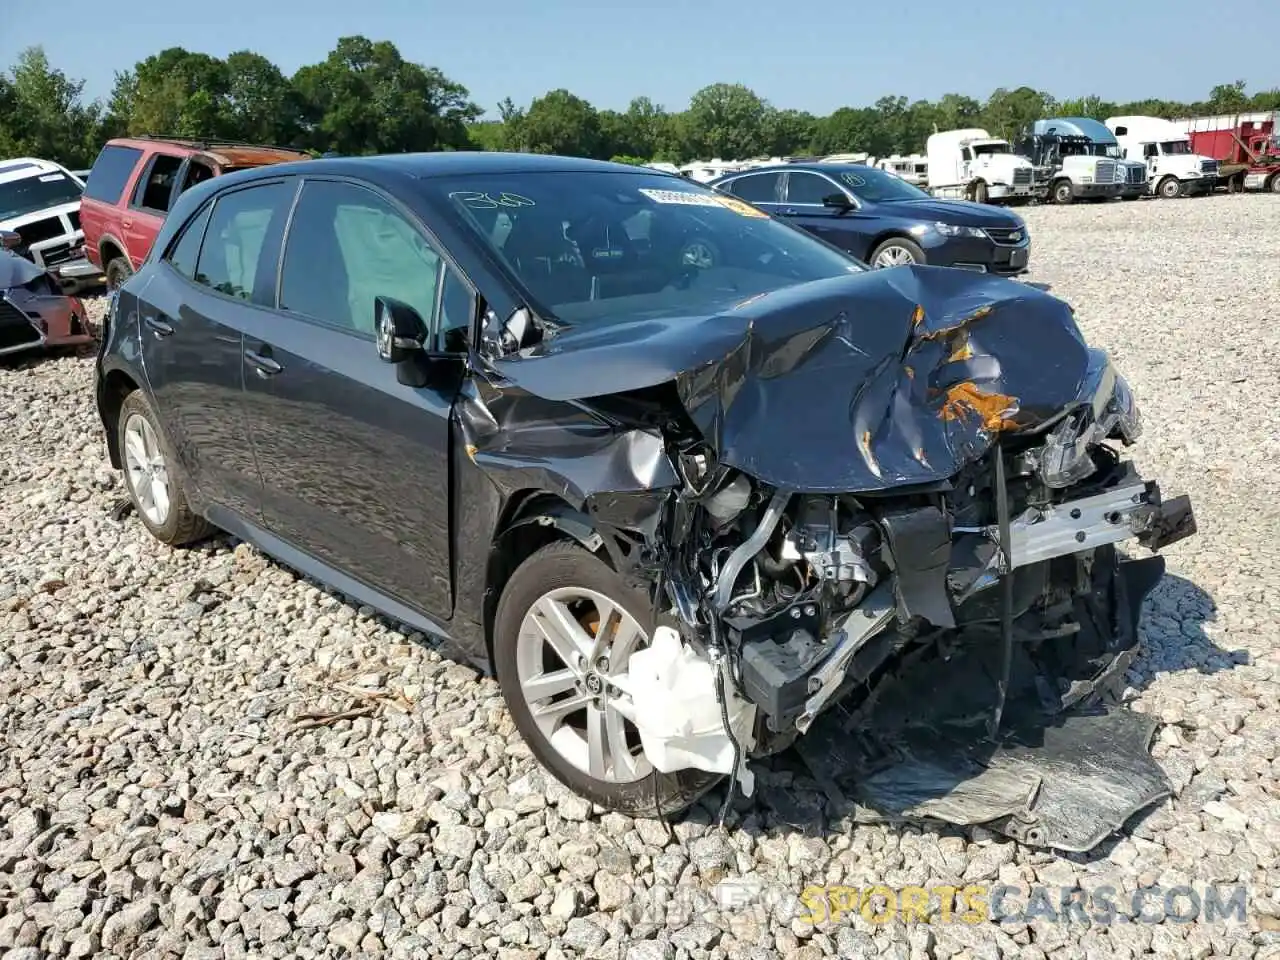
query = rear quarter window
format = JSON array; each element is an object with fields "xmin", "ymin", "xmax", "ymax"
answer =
[{"xmin": 83, "ymin": 145, "xmax": 144, "ymax": 204}]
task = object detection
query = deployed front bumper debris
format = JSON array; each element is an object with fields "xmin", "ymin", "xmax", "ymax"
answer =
[{"xmin": 795, "ymin": 554, "xmax": 1171, "ymax": 853}]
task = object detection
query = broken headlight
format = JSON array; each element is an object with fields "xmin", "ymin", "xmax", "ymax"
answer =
[{"xmin": 1035, "ymin": 365, "xmax": 1142, "ymax": 489}]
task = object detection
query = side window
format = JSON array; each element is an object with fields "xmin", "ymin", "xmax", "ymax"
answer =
[
  {"xmin": 133, "ymin": 153, "xmax": 186, "ymax": 213},
  {"xmin": 177, "ymin": 160, "xmax": 216, "ymax": 197},
  {"xmin": 280, "ymin": 179, "xmax": 442, "ymax": 338},
  {"xmin": 1143, "ymin": 143, "xmax": 1158, "ymax": 158},
  {"xmin": 164, "ymin": 203, "xmax": 213, "ymax": 280},
  {"xmin": 438, "ymin": 267, "xmax": 474, "ymax": 353},
  {"xmin": 83, "ymin": 145, "xmax": 144, "ymax": 204},
  {"xmin": 728, "ymin": 173, "xmax": 780, "ymax": 203},
  {"xmin": 193, "ymin": 181, "xmax": 293, "ymax": 303},
  {"xmin": 787, "ymin": 173, "xmax": 838, "ymax": 205}
]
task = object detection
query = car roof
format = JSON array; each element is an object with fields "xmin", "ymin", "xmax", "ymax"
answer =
[
  {"xmin": 0, "ymin": 158, "xmax": 69, "ymax": 183},
  {"xmin": 206, "ymin": 151, "xmax": 668, "ymax": 186},
  {"xmin": 710, "ymin": 161, "xmax": 874, "ymax": 180},
  {"xmin": 105, "ymin": 136, "xmax": 311, "ymax": 168}
]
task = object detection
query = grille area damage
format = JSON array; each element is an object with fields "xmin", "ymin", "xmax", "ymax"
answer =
[{"xmin": 465, "ymin": 265, "xmax": 1197, "ymax": 851}]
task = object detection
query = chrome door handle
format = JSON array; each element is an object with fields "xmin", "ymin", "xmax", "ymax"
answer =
[
  {"xmin": 244, "ymin": 349, "xmax": 282, "ymax": 376},
  {"xmin": 143, "ymin": 316, "xmax": 173, "ymax": 337}
]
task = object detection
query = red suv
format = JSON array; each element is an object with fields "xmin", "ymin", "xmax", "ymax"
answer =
[{"xmin": 80, "ymin": 136, "xmax": 311, "ymax": 289}]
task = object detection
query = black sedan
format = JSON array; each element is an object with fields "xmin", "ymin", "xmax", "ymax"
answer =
[
  {"xmin": 95, "ymin": 153, "xmax": 1191, "ymax": 844},
  {"xmin": 710, "ymin": 162, "xmax": 1031, "ymax": 275}
]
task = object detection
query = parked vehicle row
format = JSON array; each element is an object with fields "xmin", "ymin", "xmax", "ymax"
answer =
[
  {"xmin": 93, "ymin": 152, "xmax": 1196, "ymax": 849},
  {"xmin": 667, "ymin": 110, "xmax": 1280, "ymax": 206}
]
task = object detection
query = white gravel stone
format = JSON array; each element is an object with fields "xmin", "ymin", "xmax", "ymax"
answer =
[{"xmin": 2, "ymin": 197, "xmax": 1278, "ymax": 958}]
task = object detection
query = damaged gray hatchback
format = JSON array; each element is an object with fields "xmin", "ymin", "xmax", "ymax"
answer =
[{"xmin": 96, "ymin": 154, "xmax": 1195, "ymax": 852}]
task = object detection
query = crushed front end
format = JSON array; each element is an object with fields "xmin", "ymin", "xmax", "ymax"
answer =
[
  {"xmin": 632, "ymin": 357, "xmax": 1194, "ymax": 849},
  {"xmin": 484, "ymin": 266, "xmax": 1197, "ymax": 851}
]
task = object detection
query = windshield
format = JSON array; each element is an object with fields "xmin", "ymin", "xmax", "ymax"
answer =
[
  {"xmin": 432, "ymin": 171, "xmax": 864, "ymax": 327},
  {"xmin": 1160, "ymin": 140, "xmax": 1192, "ymax": 155},
  {"xmin": 1100, "ymin": 144, "xmax": 1123, "ymax": 159},
  {"xmin": 0, "ymin": 172, "xmax": 82, "ymax": 221},
  {"xmin": 973, "ymin": 142, "xmax": 1011, "ymax": 156},
  {"xmin": 838, "ymin": 166, "xmax": 930, "ymax": 202}
]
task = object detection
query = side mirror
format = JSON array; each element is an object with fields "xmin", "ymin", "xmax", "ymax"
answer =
[
  {"xmin": 1, "ymin": 229, "xmax": 22, "ymax": 251},
  {"xmin": 375, "ymin": 296, "xmax": 427, "ymax": 364},
  {"xmin": 822, "ymin": 193, "xmax": 854, "ymax": 211}
]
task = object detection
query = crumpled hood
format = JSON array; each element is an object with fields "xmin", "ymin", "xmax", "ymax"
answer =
[
  {"xmin": 492, "ymin": 266, "xmax": 1101, "ymax": 493},
  {"xmin": 0, "ymin": 250, "xmax": 47, "ymax": 290}
]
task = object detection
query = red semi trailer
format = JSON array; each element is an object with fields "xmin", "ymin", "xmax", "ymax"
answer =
[{"xmin": 1172, "ymin": 111, "xmax": 1280, "ymax": 193}]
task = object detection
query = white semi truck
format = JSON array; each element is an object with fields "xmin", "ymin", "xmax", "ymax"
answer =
[
  {"xmin": 925, "ymin": 128, "xmax": 1036, "ymax": 204},
  {"xmin": 1015, "ymin": 118, "xmax": 1125, "ymax": 204},
  {"xmin": 1104, "ymin": 116, "xmax": 1220, "ymax": 198}
]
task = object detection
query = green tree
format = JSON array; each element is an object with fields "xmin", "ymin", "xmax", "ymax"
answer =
[
  {"xmin": 685, "ymin": 83, "xmax": 769, "ymax": 160},
  {"xmin": 1, "ymin": 47, "xmax": 103, "ymax": 167},
  {"xmin": 517, "ymin": 89, "xmax": 602, "ymax": 156},
  {"xmin": 223, "ymin": 51, "xmax": 299, "ymax": 143},
  {"xmin": 122, "ymin": 47, "xmax": 231, "ymax": 138},
  {"xmin": 292, "ymin": 36, "xmax": 480, "ymax": 155}
]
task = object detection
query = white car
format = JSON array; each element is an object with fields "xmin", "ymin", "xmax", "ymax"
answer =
[{"xmin": 0, "ymin": 158, "xmax": 103, "ymax": 291}]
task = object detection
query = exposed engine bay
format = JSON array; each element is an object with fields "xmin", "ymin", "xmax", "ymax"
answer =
[{"xmin": 617, "ymin": 353, "xmax": 1193, "ymax": 853}]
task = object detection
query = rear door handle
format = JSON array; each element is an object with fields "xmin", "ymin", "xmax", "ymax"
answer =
[
  {"xmin": 245, "ymin": 349, "xmax": 282, "ymax": 376},
  {"xmin": 143, "ymin": 316, "xmax": 173, "ymax": 337}
]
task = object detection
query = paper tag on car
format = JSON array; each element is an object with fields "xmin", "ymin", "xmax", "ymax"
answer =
[
  {"xmin": 713, "ymin": 196, "xmax": 767, "ymax": 218},
  {"xmin": 639, "ymin": 188, "xmax": 724, "ymax": 207}
]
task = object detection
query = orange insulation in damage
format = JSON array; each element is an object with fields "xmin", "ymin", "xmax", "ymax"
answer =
[{"xmin": 940, "ymin": 382, "xmax": 1019, "ymax": 431}]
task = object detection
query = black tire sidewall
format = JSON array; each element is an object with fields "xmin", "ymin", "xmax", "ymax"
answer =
[
  {"xmin": 106, "ymin": 258, "xmax": 132, "ymax": 290},
  {"xmin": 1053, "ymin": 182, "xmax": 1073, "ymax": 204},
  {"xmin": 1269, "ymin": 173, "xmax": 1280, "ymax": 194},
  {"xmin": 493, "ymin": 540, "xmax": 721, "ymax": 817},
  {"xmin": 1159, "ymin": 177, "xmax": 1181, "ymax": 199},
  {"xmin": 870, "ymin": 237, "xmax": 925, "ymax": 268}
]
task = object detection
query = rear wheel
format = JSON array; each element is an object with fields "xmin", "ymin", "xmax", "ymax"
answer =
[
  {"xmin": 493, "ymin": 540, "xmax": 721, "ymax": 817},
  {"xmin": 869, "ymin": 237, "xmax": 926, "ymax": 269},
  {"xmin": 1158, "ymin": 176, "xmax": 1182, "ymax": 199},
  {"xmin": 117, "ymin": 390, "xmax": 212, "ymax": 545},
  {"xmin": 105, "ymin": 256, "xmax": 133, "ymax": 291}
]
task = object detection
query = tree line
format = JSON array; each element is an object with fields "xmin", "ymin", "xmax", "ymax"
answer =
[{"xmin": 2, "ymin": 39, "xmax": 1278, "ymax": 171}]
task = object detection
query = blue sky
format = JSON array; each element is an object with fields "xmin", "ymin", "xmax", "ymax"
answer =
[{"xmin": 2, "ymin": 0, "xmax": 1274, "ymax": 118}]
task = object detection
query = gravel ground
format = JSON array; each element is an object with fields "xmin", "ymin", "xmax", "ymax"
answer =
[{"xmin": 2, "ymin": 194, "xmax": 1279, "ymax": 960}]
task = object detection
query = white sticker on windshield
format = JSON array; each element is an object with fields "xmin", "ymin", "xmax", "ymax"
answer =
[
  {"xmin": 39, "ymin": 173, "xmax": 64, "ymax": 182},
  {"xmin": 639, "ymin": 188, "xmax": 723, "ymax": 207}
]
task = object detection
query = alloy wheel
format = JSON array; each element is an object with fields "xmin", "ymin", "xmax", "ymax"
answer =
[
  {"xmin": 515, "ymin": 586, "xmax": 652, "ymax": 784},
  {"xmin": 122, "ymin": 413, "xmax": 171, "ymax": 526},
  {"xmin": 874, "ymin": 245, "xmax": 917, "ymax": 268},
  {"xmin": 681, "ymin": 239, "xmax": 717, "ymax": 269}
]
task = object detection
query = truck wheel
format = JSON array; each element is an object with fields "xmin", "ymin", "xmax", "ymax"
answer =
[
  {"xmin": 1052, "ymin": 180, "xmax": 1073, "ymax": 205},
  {"xmin": 493, "ymin": 540, "xmax": 722, "ymax": 817},
  {"xmin": 106, "ymin": 257, "xmax": 133, "ymax": 291},
  {"xmin": 869, "ymin": 237, "xmax": 926, "ymax": 269},
  {"xmin": 1158, "ymin": 176, "xmax": 1182, "ymax": 199},
  {"xmin": 973, "ymin": 181, "xmax": 989, "ymax": 204},
  {"xmin": 1269, "ymin": 173, "xmax": 1280, "ymax": 194}
]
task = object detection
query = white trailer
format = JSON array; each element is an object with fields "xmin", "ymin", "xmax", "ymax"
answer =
[
  {"xmin": 925, "ymin": 128, "xmax": 1035, "ymax": 204},
  {"xmin": 1104, "ymin": 116, "xmax": 1220, "ymax": 198},
  {"xmin": 876, "ymin": 154, "xmax": 929, "ymax": 186}
]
